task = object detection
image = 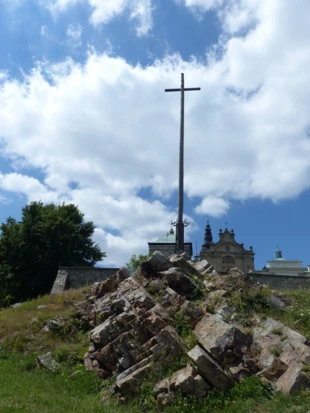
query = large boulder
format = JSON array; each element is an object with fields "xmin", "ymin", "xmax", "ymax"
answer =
[
  {"xmin": 169, "ymin": 254, "xmax": 202, "ymax": 278},
  {"xmin": 192, "ymin": 259, "xmax": 210, "ymax": 274},
  {"xmin": 92, "ymin": 267, "xmax": 130, "ymax": 298},
  {"xmin": 159, "ymin": 267, "xmax": 200, "ymax": 299},
  {"xmin": 114, "ymin": 358, "xmax": 153, "ymax": 395},
  {"xmin": 194, "ymin": 314, "xmax": 252, "ymax": 364},
  {"xmin": 140, "ymin": 251, "xmax": 173, "ymax": 274},
  {"xmin": 188, "ymin": 345, "xmax": 234, "ymax": 390},
  {"xmin": 169, "ymin": 364, "xmax": 210, "ymax": 398},
  {"xmin": 154, "ymin": 365, "xmax": 210, "ymax": 399}
]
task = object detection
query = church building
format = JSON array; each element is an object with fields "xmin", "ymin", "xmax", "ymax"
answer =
[
  {"xmin": 200, "ymin": 221, "xmax": 255, "ymax": 273},
  {"xmin": 148, "ymin": 228, "xmax": 193, "ymax": 258}
]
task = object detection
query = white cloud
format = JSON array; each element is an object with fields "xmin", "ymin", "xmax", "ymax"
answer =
[
  {"xmin": 130, "ymin": 0, "xmax": 153, "ymax": 37},
  {"xmin": 44, "ymin": 0, "xmax": 153, "ymax": 36},
  {"xmin": 176, "ymin": 0, "xmax": 223, "ymax": 12},
  {"xmin": 0, "ymin": 71, "xmax": 8, "ymax": 82},
  {"xmin": 1, "ymin": 1, "xmax": 310, "ymax": 264},
  {"xmin": 0, "ymin": 173, "xmax": 58, "ymax": 203},
  {"xmin": 89, "ymin": 0, "xmax": 153, "ymax": 35},
  {"xmin": 44, "ymin": 0, "xmax": 81, "ymax": 14},
  {"xmin": 195, "ymin": 197, "xmax": 230, "ymax": 217},
  {"xmin": 88, "ymin": 0, "xmax": 128, "ymax": 24},
  {"xmin": 66, "ymin": 24, "xmax": 82, "ymax": 46}
]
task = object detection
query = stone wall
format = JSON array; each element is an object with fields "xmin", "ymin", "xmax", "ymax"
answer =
[
  {"xmin": 250, "ymin": 273, "xmax": 310, "ymax": 289},
  {"xmin": 51, "ymin": 267, "xmax": 120, "ymax": 294}
]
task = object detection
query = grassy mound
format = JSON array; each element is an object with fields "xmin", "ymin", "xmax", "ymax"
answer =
[{"xmin": 1, "ymin": 287, "xmax": 310, "ymax": 412}]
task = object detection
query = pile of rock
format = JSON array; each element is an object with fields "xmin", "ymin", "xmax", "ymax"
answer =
[{"xmin": 74, "ymin": 251, "xmax": 310, "ymax": 401}]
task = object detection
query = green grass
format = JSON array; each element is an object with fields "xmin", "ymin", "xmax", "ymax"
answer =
[
  {"xmin": 2, "ymin": 287, "xmax": 310, "ymax": 412},
  {"xmin": 269, "ymin": 289, "xmax": 310, "ymax": 340},
  {"xmin": 228, "ymin": 286, "xmax": 310, "ymax": 341},
  {"xmin": 0, "ymin": 352, "xmax": 141, "ymax": 413},
  {"xmin": 1, "ymin": 353, "xmax": 309, "ymax": 413}
]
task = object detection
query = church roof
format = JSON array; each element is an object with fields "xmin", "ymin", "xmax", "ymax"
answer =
[{"xmin": 154, "ymin": 228, "xmax": 176, "ymax": 243}]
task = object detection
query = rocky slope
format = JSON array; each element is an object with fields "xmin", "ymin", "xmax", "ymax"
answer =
[{"xmin": 74, "ymin": 251, "xmax": 310, "ymax": 403}]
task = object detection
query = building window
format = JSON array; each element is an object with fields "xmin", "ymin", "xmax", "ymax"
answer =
[{"xmin": 222, "ymin": 255, "xmax": 235, "ymax": 272}]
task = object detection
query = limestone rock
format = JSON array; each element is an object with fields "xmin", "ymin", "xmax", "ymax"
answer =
[
  {"xmin": 193, "ymin": 260, "xmax": 210, "ymax": 274},
  {"xmin": 159, "ymin": 267, "xmax": 200, "ymax": 299},
  {"xmin": 152, "ymin": 325, "xmax": 185, "ymax": 360},
  {"xmin": 43, "ymin": 317, "xmax": 66, "ymax": 332},
  {"xmin": 140, "ymin": 251, "xmax": 173, "ymax": 275},
  {"xmin": 114, "ymin": 361, "xmax": 152, "ymax": 395},
  {"xmin": 154, "ymin": 378, "xmax": 170, "ymax": 396},
  {"xmin": 203, "ymin": 275, "xmax": 226, "ymax": 291},
  {"xmin": 257, "ymin": 357, "xmax": 288, "ymax": 382},
  {"xmin": 93, "ymin": 267, "xmax": 130, "ymax": 298},
  {"xmin": 90, "ymin": 311, "xmax": 135, "ymax": 347},
  {"xmin": 201, "ymin": 265, "xmax": 214, "ymax": 276},
  {"xmin": 275, "ymin": 363, "xmax": 310, "ymax": 394},
  {"xmin": 169, "ymin": 254, "xmax": 202, "ymax": 278},
  {"xmin": 169, "ymin": 364, "xmax": 210, "ymax": 398},
  {"xmin": 84, "ymin": 352, "xmax": 93, "ymax": 371},
  {"xmin": 265, "ymin": 295, "xmax": 286, "ymax": 309},
  {"xmin": 194, "ymin": 314, "xmax": 252, "ymax": 364},
  {"xmin": 253, "ymin": 317, "xmax": 310, "ymax": 380},
  {"xmin": 162, "ymin": 287, "xmax": 185, "ymax": 310},
  {"xmin": 37, "ymin": 352, "xmax": 58, "ymax": 371},
  {"xmin": 180, "ymin": 300, "xmax": 204, "ymax": 323},
  {"xmin": 204, "ymin": 290, "xmax": 228, "ymax": 309},
  {"xmin": 229, "ymin": 364, "xmax": 251, "ymax": 381},
  {"xmin": 188, "ymin": 345, "xmax": 234, "ymax": 390}
]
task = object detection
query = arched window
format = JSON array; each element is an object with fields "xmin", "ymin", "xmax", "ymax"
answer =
[{"xmin": 222, "ymin": 255, "xmax": 235, "ymax": 272}]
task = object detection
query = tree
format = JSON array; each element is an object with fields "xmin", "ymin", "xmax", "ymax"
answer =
[
  {"xmin": 0, "ymin": 202, "xmax": 105, "ymax": 306},
  {"xmin": 126, "ymin": 253, "xmax": 150, "ymax": 275}
]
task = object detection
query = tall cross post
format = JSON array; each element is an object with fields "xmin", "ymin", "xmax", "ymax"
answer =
[{"xmin": 165, "ymin": 73, "xmax": 201, "ymax": 253}]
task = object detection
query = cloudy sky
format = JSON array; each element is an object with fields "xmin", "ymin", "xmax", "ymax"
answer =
[{"xmin": 1, "ymin": 0, "xmax": 310, "ymax": 269}]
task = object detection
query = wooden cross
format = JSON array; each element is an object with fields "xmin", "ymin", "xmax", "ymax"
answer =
[{"xmin": 165, "ymin": 73, "xmax": 200, "ymax": 253}]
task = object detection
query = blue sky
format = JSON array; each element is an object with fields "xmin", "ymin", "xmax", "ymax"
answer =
[{"xmin": 0, "ymin": 0, "xmax": 310, "ymax": 269}]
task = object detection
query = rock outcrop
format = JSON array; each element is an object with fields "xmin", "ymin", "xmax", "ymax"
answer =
[{"xmin": 72, "ymin": 252, "xmax": 310, "ymax": 401}]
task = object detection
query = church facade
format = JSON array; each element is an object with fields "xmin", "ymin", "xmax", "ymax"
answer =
[{"xmin": 200, "ymin": 221, "xmax": 255, "ymax": 273}]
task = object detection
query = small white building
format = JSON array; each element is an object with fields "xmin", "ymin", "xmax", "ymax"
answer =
[{"xmin": 265, "ymin": 249, "xmax": 306, "ymax": 276}]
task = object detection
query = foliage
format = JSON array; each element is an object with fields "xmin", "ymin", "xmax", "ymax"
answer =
[
  {"xmin": 173, "ymin": 310, "xmax": 197, "ymax": 349},
  {"xmin": 126, "ymin": 253, "xmax": 150, "ymax": 274},
  {"xmin": 270, "ymin": 288, "xmax": 310, "ymax": 341},
  {"xmin": 0, "ymin": 202, "xmax": 105, "ymax": 305},
  {"xmin": 229, "ymin": 286, "xmax": 272, "ymax": 315}
]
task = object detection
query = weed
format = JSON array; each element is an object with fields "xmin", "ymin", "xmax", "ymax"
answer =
[
  {"xmin": 271, "ymin": 327, "xmax": 283, "ymax": 336},
  {"xmin": 244, "ymin": 327, "xmax": 254, "ymax": 338},
  {"xmin": 173, "ymin": 310, "xmax": 197, "ymax": 349},
  {"xmin": 229, "ymin": 288, "xmax": 272, "ymax": 315},
  {"xmin": 271, "ymin": 347, "xmax": 282, "ymax": 357}
]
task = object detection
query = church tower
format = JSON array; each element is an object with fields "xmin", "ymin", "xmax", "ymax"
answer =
[{"xmin": 202, "ymin": 220, "xmax": 213, "ymax": 250}]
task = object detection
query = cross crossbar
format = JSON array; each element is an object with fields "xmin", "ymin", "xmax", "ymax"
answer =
[{"xmin": 165, "ymin": 88, "xmax": 201, "ymax": 92}]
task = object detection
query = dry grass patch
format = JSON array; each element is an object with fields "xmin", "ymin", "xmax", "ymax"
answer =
[{"xmin": 0, "ymin": 288, "xmax": 90, "ymax": 355}]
